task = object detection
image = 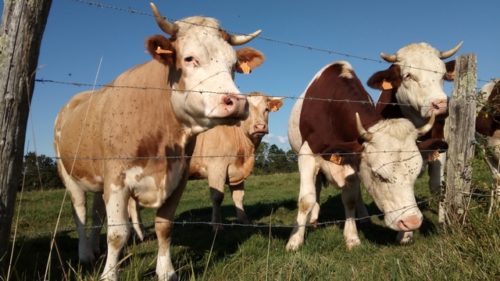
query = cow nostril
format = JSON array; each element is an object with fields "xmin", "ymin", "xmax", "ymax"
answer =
[{"xmin": 223, "ymin": 96, "xmax": 234, "ymax": 106}]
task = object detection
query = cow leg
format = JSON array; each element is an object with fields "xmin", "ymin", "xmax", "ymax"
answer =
[
  {"xmin": 428, "ymin": 153, "xmax": 446, "ymax": 194},
  {"xmin": 286, "ymin": 144, "xmax": 319, "ymax": 251},
  {"xmin": 208, "ymin": 165, "xmax": 227, "ymax": 231},
  {"xmin": 101, "ymin": 183, "xmax": 131, "ymax": 281},
  {"xmin": 341, "ymin": 176, "xmax": 361, "ymax": 250},
  {"xmin": 355, "ymin": 188, "xmax": 370, "ymax": 224},
  {"xmin": 64, "ymin": 179, "xmax": 94, "ymax": 263},
  {"xmin": 89, "ymin": 192, "xmax": 105, "ymax": 258},
  {"xmin": 230, "ymin": 182, "xmax": 249, "ymax": 224},
  {"xmin": 309, "ymin": 177, "xmax": 323, "ymax": 227},
  {"xmin": 128, "ymin": 197, "xmax": 145, "ymax": 241},
  {"xmin": 155, "ymin": 176, "xmax": 188, "ymax": 281}
]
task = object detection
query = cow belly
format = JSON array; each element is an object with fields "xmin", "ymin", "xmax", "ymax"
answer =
[{"xmin": 125, "ymin": 159, "xmax": 187, "ymax": 209}]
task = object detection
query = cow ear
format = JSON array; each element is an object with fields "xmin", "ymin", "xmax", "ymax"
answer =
[
  {"xmin": 268, "ymin": 97, "xmax": 284, "ymax": 112},
  {"xmin": 367, "ymin": 65, "xmax": 401, "ymax": 90},
  {"xmin": 235, "ymin": 47, "xmax": 265, "ymax": 74},
  {"xmin": 146, "ymin": 35, "xmax": 175, "ymax": 65},
  {"xmin": 444, "ymin": 60, "xmax": 456, "ymax": 81}
]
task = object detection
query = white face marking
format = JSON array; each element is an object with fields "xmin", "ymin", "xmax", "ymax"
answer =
[
  {"xmin": 358, "ymin": 118, "xmax": 423, "ymax": 230},
  {"xmin": 394, "ymin": 43, "xmax": 449, "ymax": 123},
  {"xmin": 169, "ymin": 16, "xmax": 246, "ymax": 131}
]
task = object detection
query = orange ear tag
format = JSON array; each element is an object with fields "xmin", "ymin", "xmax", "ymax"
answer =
[
  {"xmin": 239, "ymin": 62, "xmax": 251, "ymax": 74},
  {"xmin": 381, "ymin": 80, "xmax": 393, "ymax": 90},
  {"xmin": 155, "ymin": 46, "xmax": 173, "ymax": 55},
  {"xmin": 329, "ymin": 154, "xmax": 343, "ymax": 165}
]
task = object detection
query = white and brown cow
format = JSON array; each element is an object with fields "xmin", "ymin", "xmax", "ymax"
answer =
[
  {"xmin": 476, "ymin": 79, "xmax": 500, "ymax": 163},
  {"xmin": 54, "ymin": 3, "xmax": 264, "ymax": 280},
  {"xmin": 368, "ymin": 42, "xmax": 463, "ymax": 194},
  {"xmin": 286, "ymin": 61, "xmax": 435, "ymax": 251},
  {"xmin": 130, "ymin": 93, "xmax": 284, "ymax": 238}
]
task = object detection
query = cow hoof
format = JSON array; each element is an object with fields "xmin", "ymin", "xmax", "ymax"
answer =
[
  {"xmin": 157, "ymin": 272, "xmax": 177, "ymax": 281},
  {"xmin": 79, "ymin": 250, "xmax": 96, "ymax": 264},
  {"xmin": 345, "ymin": 238, "xmax": 361, "ymax": 250},
  {"xmin": 285, "ymin": 237, "xmax": 303, "ymax": 251},
  {"xmin": 309, "ymin": 220, "xmax": 318, "ymax": 228},
  {"xmin": 396, "ymin": 231, "xmax": 414, "ymax": 244}
]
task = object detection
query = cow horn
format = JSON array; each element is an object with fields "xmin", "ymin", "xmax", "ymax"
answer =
[
  {"xmin": 416, "ymin": 112, "xmax": 436, "ymax": 136},
  {"xmin": 356, "ymin": 112, "xmax": 373, "ymax": 142},
  {"xmin": 380, "ymin": 52, "xmax": 397, "ymax": 63},
  {"xmin": 227, "ymin": 29, "xmax": 262, "ymax": 46},
  {"xmin": 150, "ymin": 3, "xmax": 178, "ymax": 36},
  {"xmin": 439, "ymin": 41, "xmax": 463, "ymax": 59}
]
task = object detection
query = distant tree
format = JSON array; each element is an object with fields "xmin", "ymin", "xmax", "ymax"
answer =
[
  {"xmin": 254, "ymin": 141, "xmax": 270, "ymax": 174},
  {"xmin": 20, "ymin": 152, "xmax": 63, "ymax": 191},
  {"xmin": 253, "ymin": 142, "xmax": 297, "ymax": 174}
]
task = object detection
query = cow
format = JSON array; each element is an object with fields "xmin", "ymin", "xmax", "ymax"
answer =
[
  {"xmin": 286, "ymin": 61, "xmax": 436, "ymax": 251},
  {"xmin": 476, "ymin": 79, "xmax": 500, "ymax": 163},
  {"xmin": 367, "ymin": 42, "xmax": 463, "ymax": 194},
  {"xmin": 54, "ymin": 3, "xmax": 265, "ymax": 280},
  {"xmin": 129, "ymin": 92, "xmax": 284, "ymax": 238}
]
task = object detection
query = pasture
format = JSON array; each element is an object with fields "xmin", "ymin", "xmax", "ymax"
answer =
[{"xmin": 4, "ymin": 154, "xmax": 499, "ymax": 281}]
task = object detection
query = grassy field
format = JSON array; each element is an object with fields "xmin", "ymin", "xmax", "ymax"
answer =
[{"xmin": 2, "ymin": 158, "xmax": 500, "ymax": 280}]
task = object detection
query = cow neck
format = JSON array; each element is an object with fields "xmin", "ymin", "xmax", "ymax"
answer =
[
  {"xmin": 299, "ymin": 63, "xmax": 381, "ymax": 159},
  {"xmin": 375, "ymin": 89, "xmax": 404, "ymax": 119}
]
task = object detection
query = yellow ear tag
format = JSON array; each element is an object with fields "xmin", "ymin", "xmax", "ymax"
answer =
[
  {"xmin": 239, "ymin": 62, "xmax": 251, "ymax": 74},
  {"xmin": 329, "ymin": 154, "xmax": 343, "ymax": 165},
  {"xmin": 155, "ymin": 46, "xmax": 173, "ymax": 55},
  {"xmin": 381, "ymin": 80, "xmax": 393, "ymax": 90}
]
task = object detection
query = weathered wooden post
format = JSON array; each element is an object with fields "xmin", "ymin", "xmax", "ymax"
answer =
[
  {"xmin": 0, "ymin": 0, "xmax": 52, "ymax": 262},
  {"xmin": 440, "ymin": 54, "xmax": 477, "ymax": 226}
]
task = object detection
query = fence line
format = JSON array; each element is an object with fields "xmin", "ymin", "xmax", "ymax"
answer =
[
  {"xmin": 34, "ymin": 78, "xmax": 490, "ymax": 111},
  {"xmin": 16, "ymin": 194, "xmax": 439, "ymax": 239},
  {"xmin": 70, "ymin": 0, "xmax": 495, "ymax": 84}
]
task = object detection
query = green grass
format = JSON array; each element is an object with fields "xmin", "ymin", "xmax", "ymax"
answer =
[{"xmin": 2, "ymin": 160, "xmax": 499, "ymax": 280}]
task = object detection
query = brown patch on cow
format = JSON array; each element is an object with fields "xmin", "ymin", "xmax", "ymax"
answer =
[
  {"xmin": 135, "ymin": 131, "xmax": 163, "ymax": 166},
  {"xmin": 300, "ymin": 62, "xmax": 379, "ymax": 158},
  {"xmin": 235, "ymin": 148, "xmax": 245, "ymax": 167},
  {"xmin": 444, "ymin": 60, "xmax": 456, "ymax": 81}
]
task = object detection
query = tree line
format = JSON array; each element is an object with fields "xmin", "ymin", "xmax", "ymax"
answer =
[{"xmin": 20, "ymin": 143, "xmax": 297, "ymax": 191}]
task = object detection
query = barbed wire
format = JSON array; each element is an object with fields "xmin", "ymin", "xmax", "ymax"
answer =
[
  {"xmin": 69, "ymin": 0, "xmax": 496, "ymax": 84},
  {"xmin": 15, "ymin": 195, "xmax": 436, "ymax": 239},
  {"xmin": 35, "ymin": 78, "xmax": 490, "ymax": 110}
]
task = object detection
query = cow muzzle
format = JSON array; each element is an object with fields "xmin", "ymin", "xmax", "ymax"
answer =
[
  {"xmin": 395, "ymin": 214, "xmax": 423, "ymax": 231},
  {"xmin": 428, "ymin": 98, "xmax": 448, "ymax": 116},
  {"xmin": 219, "ymin": 93, "xmax": 249, "ymax": 120}
]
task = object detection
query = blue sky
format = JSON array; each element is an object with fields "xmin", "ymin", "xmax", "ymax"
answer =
[{"xmin": 17, "ymin": 0, "xmax": 500, "ymax": 156}]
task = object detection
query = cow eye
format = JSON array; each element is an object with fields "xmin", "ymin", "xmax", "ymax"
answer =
[{"xmin": 184, "ymin": 56, "xmax": 194, "ymax": 62}]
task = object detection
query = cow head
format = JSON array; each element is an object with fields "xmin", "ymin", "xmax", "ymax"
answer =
[
  {"xmin": 146, "ymin": 3, "xmax": 266, "ymax": 133},
  {"xmin": 356, "ymin": 113, "xmax": 435, "ymax": 231},
  {"xmin": 368, "ymin": 42, "xmax": 462, "ymax": 126},
  {"xmin": 241, "ymin": 92, "xmax": 284, "ymax": 144}
]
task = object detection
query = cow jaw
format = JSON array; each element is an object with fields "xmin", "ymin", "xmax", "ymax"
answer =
[{"xmin": 358, "ymin": 118, "xmax": 424, "ymax": 231}]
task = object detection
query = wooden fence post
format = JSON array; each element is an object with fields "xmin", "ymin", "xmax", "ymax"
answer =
[
  {"xmin": 441, "ymin": 54, "xmax": 477, "ymax": 226},
  {"xmin": 0, "ymin": 0, "xmax": 52, "ymax": 262}
]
